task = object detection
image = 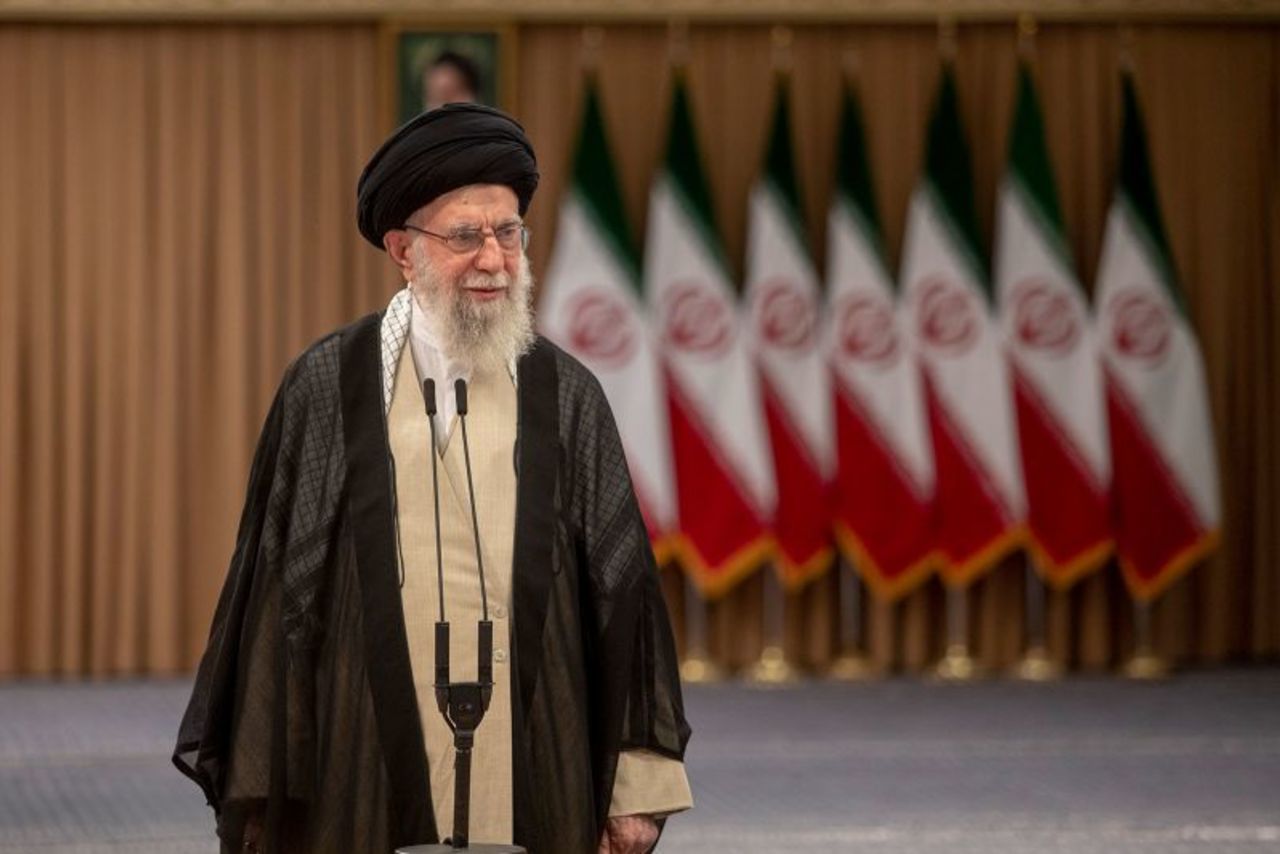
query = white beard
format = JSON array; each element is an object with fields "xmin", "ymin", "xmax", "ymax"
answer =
[{"xmin": 408, "ymin": 246, "xmax": 536, "ymax": 376}]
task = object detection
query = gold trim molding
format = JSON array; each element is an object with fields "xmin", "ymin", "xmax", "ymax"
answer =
[{"xmin": 3, "ymin": 0, "xmax": 1279, "ymax": 22}]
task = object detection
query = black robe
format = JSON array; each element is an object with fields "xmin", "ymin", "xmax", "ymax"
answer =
[{"xmin": 174, "ymin": 311, "xmax": 691, "ymax": 853}]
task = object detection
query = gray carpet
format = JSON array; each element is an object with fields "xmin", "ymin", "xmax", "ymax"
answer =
[{"xmin": 1, "ymin": 670, "xmax": 1278, "ymax": 852}]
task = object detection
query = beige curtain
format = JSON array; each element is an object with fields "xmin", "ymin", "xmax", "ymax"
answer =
[
  {"xmin": 1, "ymin": 20, "xmax": 1276, "ymax": 677},
  {"xmin": 0, "ymin": 23, "xmax": 391, "ymax": 676}
]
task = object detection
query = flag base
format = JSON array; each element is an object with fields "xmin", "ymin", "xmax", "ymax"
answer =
[
  {"xmin": 1121, "ymin": 650, "xmax": 1170, "ymax": 680},
  {"xmin": 1008, "ymin": 645, "xmax": 1062, "ymax": 682},
  {"xmin": 743, "ymin": 645, "xmax": 801, "ymax": 685},
  {"xmin": 826, "ymin": 650, "xmax": 880, "ymax": 681},
  {"xmin": 930, "ymin": 643, "xmax": 984, "ymax": 682},
  {"xmin": 398, "ymin": 846, "xmax": 525, "ymax": 853},
  {"xmin": 680, "ymin": 649, "xmax": 726, "ymax": 683}
]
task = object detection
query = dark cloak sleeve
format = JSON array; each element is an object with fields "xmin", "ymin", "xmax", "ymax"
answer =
[
  {"xmin": 173, "ymin": 318, "xmax": 436, "ymax": 853},
  {"xmin": 509, "ymin": 341, "xmax": 691, "ymax": 853}
]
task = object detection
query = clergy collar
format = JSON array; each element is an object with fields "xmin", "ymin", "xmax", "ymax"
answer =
[
  {"xmin": 378, "ymin": 287, "xmax": 518, "ymax": 419},
  {"xmin": 409, "ymin": 294, "xmax": 473, "ymax": 396}
]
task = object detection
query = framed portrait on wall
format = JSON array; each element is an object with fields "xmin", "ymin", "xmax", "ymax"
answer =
[{"xmin": 380, "ymin": 21, "xmax": 519, "ymax": 128}]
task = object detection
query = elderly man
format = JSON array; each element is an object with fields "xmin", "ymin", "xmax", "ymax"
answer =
[{"xmin": 174, "ymin": 104, "xmax": 692, "ymax": 854}]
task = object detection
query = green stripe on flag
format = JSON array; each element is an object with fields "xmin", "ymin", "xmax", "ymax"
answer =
[
  {"xmin": 924, "ymin": 64, "xmax": 989, "ymax": 291},
  {"xmin": 762, "ymin": 74, "xmax": 809, "ymax": 252},
  {"xmin": 1117, "ymin": 71, "xmax": 1186, "ymax": 315},
  {"xmin": 663, "ymin": 72, "xmax": 733, "ymax": 280},
  {"xmin": 572, "ymin": 74, "xmax": 641, "ymax": 286},
  {"xmin": 1007, "ymin": 63, "xmax": 1075, "ymax": 276},
  {"xmin": 834, "ymin": 82, "xmax": 892, "ymax": 286}
]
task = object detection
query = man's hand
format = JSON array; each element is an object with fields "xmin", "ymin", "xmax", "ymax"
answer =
[{"xmin": 597, "ymin": 814, "xmax": 659, "ymax": 854}]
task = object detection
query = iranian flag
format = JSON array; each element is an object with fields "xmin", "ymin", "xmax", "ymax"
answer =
[
  {"xmin": 538, "ymin": 76, "xmax": 676, "ymax": 559},
  {"xmin": 1096, "ymin": 72, "xmax": 1220, "ymax": 599},
  {"xmin": 996, "ymin": 64, "xmax": 1112, "ymax": 587},
  {"xmin": 901, "ymin": 66, "xmax": 1026, "ymax": 586},
  {"xmin": 745, "ymin": 76, "xmax": 836, "ymax": 588},
  {"xmin": 825, "ymin": 83, "xmax": 936, "ymax": 600},
  {"xmin": 646, "ymin": 73, "xmax": 775, "ymax": 596}
]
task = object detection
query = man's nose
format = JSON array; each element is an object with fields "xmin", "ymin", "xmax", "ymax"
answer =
[{"xmin": 473, "ymin": 234, "xmax": 505, "ymax": 273}]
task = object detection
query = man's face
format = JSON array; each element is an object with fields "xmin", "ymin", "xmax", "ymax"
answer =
[
  {"xmin": 386, "ymin": 183, "xmax": 534, "ymax": 372},
  {"xmin": 412, "ymin": 183, "xmax": 522, "ymax": 296},
  {"xmin": 424, "ymin": 64, "xmax": 477, "ymax": 110}
]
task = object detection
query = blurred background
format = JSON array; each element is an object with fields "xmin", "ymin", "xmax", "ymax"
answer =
[{"xmin": 0, "ymin": 1, "xmax": 1278, "ymax": 852}]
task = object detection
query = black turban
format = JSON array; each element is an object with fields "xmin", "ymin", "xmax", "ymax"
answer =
[{"xmin": 356, "ymin": 103, "xmax": 540, "ymax": 249}]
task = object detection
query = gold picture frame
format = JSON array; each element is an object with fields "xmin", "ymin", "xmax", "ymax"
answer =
[{"xmin": 378, "ymin": 19, "xmax": 519, "ymax": 131}]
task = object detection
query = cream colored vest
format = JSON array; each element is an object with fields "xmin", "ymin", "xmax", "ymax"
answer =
[{"xmin": 388, "ymin": 342, "xmax": 518, "ymax": 844}]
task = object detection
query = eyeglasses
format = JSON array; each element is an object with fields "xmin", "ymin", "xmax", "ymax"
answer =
[{"xmin": 402, "ymin": 222, "xmax": 529, "ymax": 255}]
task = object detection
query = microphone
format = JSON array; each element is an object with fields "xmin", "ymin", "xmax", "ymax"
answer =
[
  {"xmin": 454, "ymin": 380, "xmax": 489, "ymax": 620},
  {"xmin": 455, "ymin": 379, "xmax": 494, "ymax": 697},
  {"xmin": 423, "ymin": 379, "xmax": 450, "ymax": 710},
  {"xmin": 399, "ymin": 376, "xmax": 524, "ymax": 853}
]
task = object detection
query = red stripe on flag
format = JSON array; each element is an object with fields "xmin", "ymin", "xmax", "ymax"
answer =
[
  {"xmin": 1106, "ymin": 371, "xmax": 1217, "ymax": 599},
  {"xmin": 760, "ymin": 376, "xmax": 835, "ymax": 587},
  {"xmin": 629, "ymin": 473, "xmax": 675, "ymax": 566},
  {"xmin": 666, "ymin": 372, "xmax": 772, "ymax": 597},
  {"xmin": 1012, "ymin": 367, "xmax": 1112, "ymax": 587},
  {"xmin": 833, "ymin": 380, "xmax": 936, "ymax": 600},
  {"xmin": 923, "ymin": 370, "xmax": 1023, "ymax": 586}
]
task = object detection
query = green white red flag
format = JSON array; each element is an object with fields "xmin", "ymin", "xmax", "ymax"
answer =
[
  {"xmin": 538, "ymin": 76, "xmax": 676, "ymax": 559},
  {"xmin": 996, "ymin": 64, "xmax": 1112, "ymax": 587},
  {"xmin": 824, "ymin": 83, "xmax": 936, "ymax": 600},
  {"xmin": 901, "ymin": 66, "xmax": 1026, "ymax": 586},
  {"xmin": 1096, "ymin": 72, "xmax": 1220, "ymax": 599},
  {"xmin": 646, "ymin": 73, "xmax": 775, "ymax": 596},
  {"xmin": 744, "ymin": 77, "xmax": 836, "ymax": 588}
]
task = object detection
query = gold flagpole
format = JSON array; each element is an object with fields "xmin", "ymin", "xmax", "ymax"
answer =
[
  {"xmin": 827, "ymin": 554, "xmax": 879, "ymax": 680},
  {"xmin": 826, "ymin": 45, "xmax": 878, "ymax": 683},
  {"xmin": 1009, "ymin": 553, "xmax": 1062, "ymax": 681},
  {"xmin": 744, "ymin": 562, "xmax": 801, "ymax": 684},
  {"xmin": 1003, "ymin": 10, "xmax": 1063, "ymax": 684},
  {"xmin": 660, "ymin": 17, "xmax": 725, "ymax": 687},
  {"xmin": 1122, "ymin": 597, "xmax": 1169, "ymax": 679},
  {"xmin": 744, "ymin": 23, "xmax": 800, "ymax": 688},
  {"xmin": 932, "ymin": 583, "xmax": 983, "ymax": 681},
  {"xmin": 679, "ymin": 572, "xmax": 725, "ymax": 683},
  {"xmin": 1112, "ymin": 23, "xmax": 1168, "ymax": 683}
]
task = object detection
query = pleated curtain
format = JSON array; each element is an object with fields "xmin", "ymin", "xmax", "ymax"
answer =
[{"xmin": 1, "ymin": 20, "xmax": 1277, "ymax": 676}]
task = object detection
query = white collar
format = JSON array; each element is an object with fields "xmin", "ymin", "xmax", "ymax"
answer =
[
  {"xmin": 410, "ymin": 296, "xmax": 471, "ymax": 451},
  {"xmin": 379, "ymin": 287, "xmax": 518, "ymax": 449}
]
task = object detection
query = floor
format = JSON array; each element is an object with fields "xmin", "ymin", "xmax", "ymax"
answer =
[{"xmin": 1, "ymin": 669, "xmax": 1277, "ymax": 853}]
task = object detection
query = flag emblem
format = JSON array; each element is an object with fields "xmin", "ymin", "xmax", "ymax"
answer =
[
  {"xmin": 1010, "ymin": 278, "xmax": 1081, "ymax": 355},
  {"xmin": 564, "ymin": 288, "xmax": 638, "ymax": 367},
  {"xmin": 754, "ymin": 278, "xmax": 819, "ymax": 351},
  {"xmin": 915, "ymin": 276, "xmax": 980, "ymax": 356},
  {"xmin": 835, "ymin": 293, "xmax": 900, "ymax": 367},
  {"xmin": 661, "ymin": 281, "xmax": 736, "ymax": 357},
  {"xmin": 1105, "ymin": 289, "xmax": 1173, "ymax": 365}
]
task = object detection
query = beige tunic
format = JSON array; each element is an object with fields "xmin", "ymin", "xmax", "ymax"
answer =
[{"xmin": 388, "ymin": 342, "xmax": 691, "ymax": 844}]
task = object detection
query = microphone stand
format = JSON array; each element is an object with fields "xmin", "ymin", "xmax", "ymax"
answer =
[{"xmin": 399, "ymin": 379, "xmax": 525, "ymax": 854}]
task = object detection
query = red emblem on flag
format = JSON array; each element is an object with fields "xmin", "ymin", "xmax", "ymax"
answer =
[
  {"xmin": 916, "ymin": 276, "xmax": 978, "ymax": 356},
  {"xmin": 566, "ymin": 288, "xmax": 636, "ymax": 367},
  {"xmin": 754, "ymin": 278, "xmax": 816, "ymax": 352},
  {"xmin": 1011, "ymin": 278, "xmax": 1080, "ymax": 356},
  {"xmin": 662, "ymin": 280, "xmax": 734, "ymax": 357},
  {"xmin": 1108, "ymin": 289, "xmax": 1172, "ymax": 366},
  {"xmin": 836, "ymin": 293, "xmax": 899, "ymax": 367}
]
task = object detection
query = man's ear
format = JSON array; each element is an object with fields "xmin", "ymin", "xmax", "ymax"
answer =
[{"xmin": 383, "ymin": 229, "xmax": 416, "ymax": 282}]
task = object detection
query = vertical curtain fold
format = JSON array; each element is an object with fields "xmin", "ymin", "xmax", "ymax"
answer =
[
  {"xmin": 0, "ymin": 23, "xmax": 389, "ymax": 676},
  {"xmin": 0, "ymin": 20, "xmax": 1275, "ymax": 676}
]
